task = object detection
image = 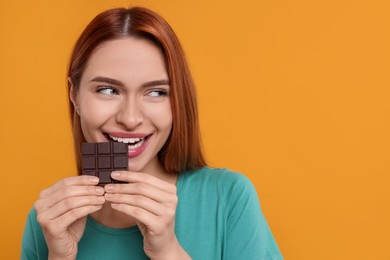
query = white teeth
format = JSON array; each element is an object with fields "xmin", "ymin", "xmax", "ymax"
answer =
[
  {"xmin": 109, "ymin": 135, "xmax": 145, "ymax": 145},
  {"xmin": 128, "ymin": 139, "xmax": 145, "ymax": 149},
  {"xmin": 122, "ymin": 138, "xmax": 140, "ymax": 144},
  {"xmin": 128, "ymin": 138, "xmax": 141, "ymax": 143}
]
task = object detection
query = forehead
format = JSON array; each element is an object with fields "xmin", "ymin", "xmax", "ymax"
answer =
[{"xmin": 81, "ymin": 37, "xmax": 168, "ymax": 84}]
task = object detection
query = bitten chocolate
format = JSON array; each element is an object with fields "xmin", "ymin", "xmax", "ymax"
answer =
[{"xmin": 81, "ymin": 142, "xmax": 128, "ymax": 185}]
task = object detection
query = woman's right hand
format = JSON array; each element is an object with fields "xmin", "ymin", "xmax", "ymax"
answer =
[{"xmin": 34, "ymin": 176, "xmax": 105, "ymax": 260}]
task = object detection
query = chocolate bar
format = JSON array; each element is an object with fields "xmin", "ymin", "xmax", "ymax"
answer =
[{"xmin": 81, "ymin": 142, "xmax": 128, "ymax": 185}]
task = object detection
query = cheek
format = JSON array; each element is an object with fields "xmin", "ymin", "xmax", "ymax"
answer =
[
  {"xmin": 146, "ymin": 102, "xmax": 173, "ymax": 133},
  {"xmin": 160, "ymin": 104, "xmax": 173, "ymax": 131},
  {"xmin": 78, "ymin": 97, "xmax": 117, "ymax": 135}
]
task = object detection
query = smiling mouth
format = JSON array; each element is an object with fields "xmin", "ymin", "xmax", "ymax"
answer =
[{"xmin": 105, "ymin": 134, "xmax": 151, "ymax": 149}]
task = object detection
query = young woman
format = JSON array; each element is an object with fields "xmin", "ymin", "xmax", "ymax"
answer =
[{"xmin": 21, "ymin": 7, "xmax": 283, "ymax": 260}]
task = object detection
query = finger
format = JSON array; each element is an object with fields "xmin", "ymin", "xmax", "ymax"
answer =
[
  {"xmin": 45, "ymin": 205, "xmax": 103, "ymax": 234},
  {"xmin": 40, "ymin": 176, "xmax": 100, "ymax": 199},
  {"xmin": 35, "ymin": 185, "xmax": 105, "ymax": 212},
  {"xmin": 105, "ymin": 182, "xmax": 177, "ymax": 205},
  {"xmin": 105, "ymin": 193, "xmax": 167, "ymax": 216},
  {"xmin": 110, "ymin": 171, "xmax": 177, "ymax": 193},
  {"xmin": 40, "ymin": 195, "xmax": 105, "ymax": 220},
  {"xmin": 110, "ymin": 203, "xmax": 158, "ymax": 230}
]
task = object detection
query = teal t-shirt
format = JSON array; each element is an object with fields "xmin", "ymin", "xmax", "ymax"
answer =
[{"xmin": 21, "ymin": 167, "xmax": 283, "ymax": 259}]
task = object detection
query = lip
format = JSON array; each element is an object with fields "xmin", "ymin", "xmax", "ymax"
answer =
[
  {"xmin": 108, "ymin": 132, "xmax": 149, "ymax": 138},
  {"xmin": 127, "ymin": 135, "xmax": 151, "ymax": 158}
]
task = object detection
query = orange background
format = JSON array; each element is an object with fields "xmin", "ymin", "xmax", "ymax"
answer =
[{"xmin": 1, "ymin": 0, "xmax": 389, "ymax": 259}]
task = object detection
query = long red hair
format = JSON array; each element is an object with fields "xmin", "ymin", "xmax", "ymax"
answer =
[{"xmin": 68, "ymin": 7, "xmax": 206, "ymax": 174}]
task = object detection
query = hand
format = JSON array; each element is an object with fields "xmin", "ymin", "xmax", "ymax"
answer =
[
  {"xmin": 34, "ymin": 176, "xmax": 105, "ymax": 260},
  {"xmin": 104, "ymin": 171, "xmax": 190, "ymax": 259}
]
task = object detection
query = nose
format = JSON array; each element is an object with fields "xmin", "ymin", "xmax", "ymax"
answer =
[{"xmin": 115, "ymin": 96, "xmax": 143, "ymax": 130}]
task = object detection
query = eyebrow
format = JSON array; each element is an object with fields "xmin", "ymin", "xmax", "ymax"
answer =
[{"xmin": 90, "ymin": 76, "xmax": 169, "ymax": 88}]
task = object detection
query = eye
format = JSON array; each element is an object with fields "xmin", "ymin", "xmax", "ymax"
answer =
[
  {"xmin": 96, "ymin": 86, "xmax": 119, "ymax": 96},
  {"xmin": 148, "ymin": 89, "xmax": 169, "ymax": 97}
]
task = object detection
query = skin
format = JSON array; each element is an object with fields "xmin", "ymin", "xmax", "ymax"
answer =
[{"xmin": 34, "ymin": 38, "xmax": 191, "ymax": 260}]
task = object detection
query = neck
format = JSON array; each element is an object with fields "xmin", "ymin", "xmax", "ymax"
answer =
[{"xmin": 90, "ymin": 203, "xmax": 138, "ymax": 228}]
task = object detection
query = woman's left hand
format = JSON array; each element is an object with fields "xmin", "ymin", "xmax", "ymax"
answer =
[{"xmin": 104, "ymin": 171, "xmax": 190, "ymax": 259}]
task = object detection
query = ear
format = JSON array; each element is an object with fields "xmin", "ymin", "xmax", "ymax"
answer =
[{"xmin": 68, "ymin": 77, "xmax": 80, "ymax": 115}]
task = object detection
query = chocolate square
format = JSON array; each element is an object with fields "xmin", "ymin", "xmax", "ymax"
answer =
[
  {"xmin": 98, "ymin": 142, "xmax": 111, "ymax": 154},
  {"xmin": 114, "ymin": 156, "xmax": 128, "ymax": 168},
  {"xmin": 83, "ymin": 171, "xmax": 96, "ymax": 176},
  {"xmin": 99, "ymin": 171, "xmax": 112, "ymax": 184},
  {"xmin": 82, "ymin": 157, "xmax": 96, "ymax": 169},
  {"xmin": 113, "ymin": 142, "xmax": 128, "ymax": 153},
  {"xmin": 98, "ymin": 156, "xmax": 111, "ymax": 169},
  {"xmin": 82, "ymin": 143, "xmax": 96, "ymax": 155}
]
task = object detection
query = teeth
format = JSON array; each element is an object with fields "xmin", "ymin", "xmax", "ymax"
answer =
[
  {"xmin": 130, "ymin": 138, "xmax": 141, "ymax": 143},
  {"xmin": 109, "ymin": 135, "xmax": 144, "ymax": 145},
  {"xmin": 128, "ymin": 139, "xmax": 145, "ymax": 149}
]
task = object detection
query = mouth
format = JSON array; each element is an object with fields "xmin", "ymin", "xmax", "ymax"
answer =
[{"xmin": 103, "ymin": 133, "xmax": 152, "ymax": 158}]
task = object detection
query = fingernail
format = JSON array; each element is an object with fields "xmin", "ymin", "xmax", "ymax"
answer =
[
  {"xmin": 97, "ymin": 196, "xmax": 105, "ymax": 203},
  {"xmin": 105, "ymin": 184, "xmax": 114, "ymax": 191},
  {"xmin": 111, "ymin": 172, "xmax": 120, "ymax": 177},
  {"xmin": 95, "ymin": 187, "xmax": 105, "ymax": 194},
  {"xmin": 89, "ymin": 177, "xmax": 99, "ymax": 183},
  {"xmin": 105, "ymin": 193, "xmax": 113, "ymax": 198}
]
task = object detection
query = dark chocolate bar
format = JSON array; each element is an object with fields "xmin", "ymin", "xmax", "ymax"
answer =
[{"xmin": 81, "ymin": 142, "xmax": 128, "ymax": 185}]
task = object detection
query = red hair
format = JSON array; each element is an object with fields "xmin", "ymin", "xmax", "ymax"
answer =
[{"xmin": 68, "ymin": 7, "xmax": 206, "ymax": 174}]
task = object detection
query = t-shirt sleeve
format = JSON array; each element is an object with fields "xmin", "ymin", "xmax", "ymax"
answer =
[
  {"xmin": 21, "ymin": 209, "xmax": 38, "ymax": 260},
  {"xmin": 221, "ymin": 171, "xmax": 283, "ymax": 260},
  {"xmin": 21, "ymin": 208, "xmax": 48, "ymax": 260}
]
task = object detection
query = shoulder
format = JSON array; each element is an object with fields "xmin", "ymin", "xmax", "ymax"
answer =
[
  {"xmin": 21, "ymin": 207, "xmax": 48, "ymax": 259},
  {"xmin": 24, "ymin": 207, "xmax": 43, "ymax": 237},
  {"xmin": 25, "ymin": 206, "xmax": 39, "ymax": 227},
  {"xmin": 181, "ymin": 166, "xmax": 248, "ymax": 182},
  {"xmin": 179, "ymin": 166, "xmax": 257, "ymax": 197}
]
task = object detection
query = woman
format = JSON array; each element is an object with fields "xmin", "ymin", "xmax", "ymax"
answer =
[{"xmin": 21, "ymin": 7, "xmax": 283, "ymax": 260}]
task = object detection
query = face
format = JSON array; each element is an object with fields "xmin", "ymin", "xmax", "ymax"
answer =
[{"xmin": 70, "ymin": 38, "xmax": 172, "ymax": 173}]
